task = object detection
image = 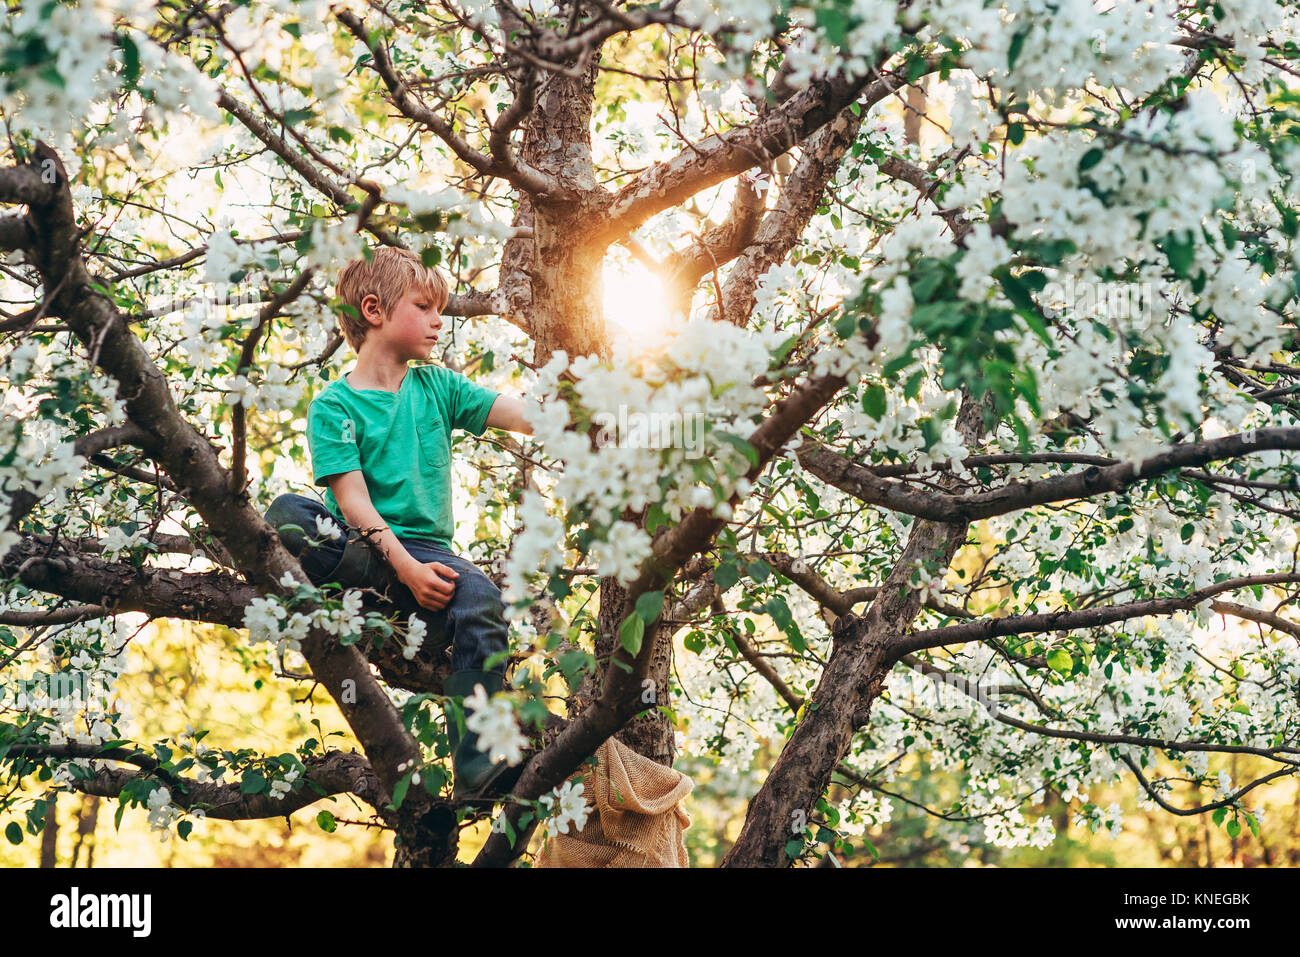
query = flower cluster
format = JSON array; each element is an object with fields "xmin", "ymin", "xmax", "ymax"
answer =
[
  {"xmin": 269, "ymin": 766, "xmax": 301, "ymax": 800},
  {"xmin": 463, "ymin": 683, "xmax": 527, "ymax": 767},
  {"xmin": 401, "ymin": 615, "xmax": 427, "ymax": 661},
  {"xmin": 242, "ymin": 584, "xmax": 368, "ymax": 657},
  {"xmin": 503, "ymin": 315, "xmax": 785, "ymax": 601},
  {"xmin": 146, "ymin": 787, "xmax": 180, "ymax": 840},
  {"xmin": 539, "ymin": 780, "xmax": 591, "ymax": 840}
]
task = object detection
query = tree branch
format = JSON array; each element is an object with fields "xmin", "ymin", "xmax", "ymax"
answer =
[
  {"xmin": 13, "ymin": 140, "xmax": 423, "ymax": 813},
  {"xmin": 798, "ymin": 427, "xmax": 1300, "ymax": 524},
  {"xmin": 706, "ymin": 102, "xmax": 865, "ymax": 326},
  {"xmin": 12, "ymin": 744, "xmax": 387, "ymax": 820},
  {"xmin": 338, "ymin": 9, "xmax": 568, "ymax": 199},
  {"xmin": 6, "ymin": 423, "xmax": 151, "ymax": 530},
  {"xmin": 597, "ymin": 58, "xmax": 932, "ymax": 246},
  {"xmin": 893, "ymin": 573, "xmax": 1300, "ymax": 658}
]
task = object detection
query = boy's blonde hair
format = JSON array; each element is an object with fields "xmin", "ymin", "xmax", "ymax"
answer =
[{"xmin": 334, "ymin": 246, "xmax": 450, "ymax": 351}]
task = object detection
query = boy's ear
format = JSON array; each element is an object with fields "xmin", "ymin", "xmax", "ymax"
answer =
[{"xmin": 360, "ymin": 293, "xmax": 385, "ymax": 327}]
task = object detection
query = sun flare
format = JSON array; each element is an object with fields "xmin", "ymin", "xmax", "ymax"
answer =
[{"xmin": 602, "ymin": 258, "xmax": 679, "ymax": 355}]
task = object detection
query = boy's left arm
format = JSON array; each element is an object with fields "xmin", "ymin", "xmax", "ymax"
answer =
[{"xmin": 483, "ymin": 394, "xmax": 534, "ymax": 436}]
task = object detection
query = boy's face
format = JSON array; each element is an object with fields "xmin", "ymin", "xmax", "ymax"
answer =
[{"xmin": 364, "ymin": 286, "xmax": 443, "ymax": 360}]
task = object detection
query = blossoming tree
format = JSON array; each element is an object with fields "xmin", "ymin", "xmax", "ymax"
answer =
[{"xmin": 3, "ymin": 0, "xmax": 1300, "ymax": 867}]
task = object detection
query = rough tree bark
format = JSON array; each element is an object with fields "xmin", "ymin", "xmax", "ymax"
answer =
[{"xmin": 722, "ymin": 390, "xmax": 990, "ymax": 866}]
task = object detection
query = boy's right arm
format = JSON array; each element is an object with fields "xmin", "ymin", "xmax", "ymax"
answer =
[{"xmin": 325, "ymin": 470, "xmax": 460, "ymax": 612}]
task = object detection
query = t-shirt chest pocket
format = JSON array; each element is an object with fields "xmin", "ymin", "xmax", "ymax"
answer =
[{"xmin": 417, "ymin": 414, "xmax": 451, "ymax": 469}]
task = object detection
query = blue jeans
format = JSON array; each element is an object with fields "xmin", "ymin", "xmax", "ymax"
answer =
[{"xmin": 264, "ymin": 493, "xmax": 508, "ymax": 675}]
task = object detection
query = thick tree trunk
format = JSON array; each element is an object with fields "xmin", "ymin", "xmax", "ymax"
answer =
[
  {"xmin": 529, "ymin": 209, "xmax": 608, "ymax": 363},
  {"xmin": 519, "ymin": 42, "xmax": 612, "ymax": 364},
  {"xmin": 514, "ymin": 20, "xmax": 678, "ymax": 770},
  {"xmin": 722, "ymin": 391, "xmax": 987, "ymax": 866},
  {"xmin": 721, "ymin": 520, "xmax": 965, "ymax": 866},
  {"xmin": 391, "ymin": 807, "xmax": 459, "ymax": 867},
  {"xmin": 594, "ymin": 578, "xmax": 676, "ymax": 766}
]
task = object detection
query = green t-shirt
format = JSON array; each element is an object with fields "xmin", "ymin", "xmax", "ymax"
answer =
[{"xmin": 306, "ymin": 363, "xmax": 499, "ymax": 547}]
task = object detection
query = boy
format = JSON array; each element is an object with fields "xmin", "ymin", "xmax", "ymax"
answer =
[{"xmin": 266, "ymin": 245, "xmax": 533, "ymax": 801}]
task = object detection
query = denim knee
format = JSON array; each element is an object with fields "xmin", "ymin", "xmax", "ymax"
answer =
[
  {"xmin": 265, "ymin": 493, "xmax": 346, "ymax": 584},
  {"xmin": 266, "ymin": 494, "xmax": 333, "ymax": 545},
  {"xmin": 398, "ymin": 546, "xmax": 509, "ymax": 674},
  {"xmin": 385, "ymin": 557, "xmax": 506, "ymax": 672},
  {"xmin": 447, "ymin": 570, "xmax": 510, "ymax": 674}
]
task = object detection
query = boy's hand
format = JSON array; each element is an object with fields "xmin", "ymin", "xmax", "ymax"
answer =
[{"xmin": 397, "ymin": 560, "xmax": 459, "ymax": 611}]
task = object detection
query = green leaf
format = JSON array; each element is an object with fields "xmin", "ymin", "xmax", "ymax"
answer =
[
  {"xmin": 1226, "ymin": 817, "xmax": 1241, "ymax": 839},
  {"xmin": 716, "ymin": 432, "xmax": 759, "ymax": 468},
  {"xmin": 784, "ymin": 838, "xmax": 804, "ymax": 860},
  {"xmin": 239, "ymin": 769, "xmax": 267, "ymax": 795},
  {"xmin": 391, "ymin": 772, "xmax": 411, "ymax": 810},
  {"xmin": 316, "ymin": 810, "xmax": 338, "ymax": 833},
  {"xmin": 619, "ymin": 614, "xmax": 645, "ymax": 655},
  {"xmin": 1164, "ymin": 232, "xmax": 1197, "ymax": 278},
  {"xmin": 714, "ymin": 561, "xmax": 740, "ymax": 591},
  {"xmin": 1007, "ymin": 29, "xmax": 1029, "ymax": 70},
  {"xmin": 1046, "ymin": 647, "xmax": 1073, "ymax": 675},
  {"xmin": 772, "ymin": 334, "xmax": 801, "ymax": 365},
  {"xmin": 635, "ymin": 590, "xmax": 665, "ymax": 623},
  {"xmin": 177, "ymin": 820, "xmax": 193, "ymax": 841},
  {"xmin": 558, "ymin": 649, "xmax": 591, "ymax": 686},
  {"xmin": 1212, "ymin": 806, "xmax": 1228, "ymax": 827},
  {"xmin": 645, "ymin": 503, "xmax": 670, "ymax": 534},
  {"xmin": 998, "ymin": 274, "xmax": 1052, "ymax": 345},
  {"xmin": 903, "ymin": 368, "xmax": 926, "ymax": 401},
  {"xmin": 423, "ymin": 766, "xmax": 450, "ymax": 795},
  {"xmin": 5, "ymin": 822, "xmax": 22, "ymax": 845},
  {"xmin": 862, "ymin": 382, "xmax": 887, "ymax": 420},
  {"xmin": 118, "ymin": 34, "xmax": 141, "ymax": 88}
]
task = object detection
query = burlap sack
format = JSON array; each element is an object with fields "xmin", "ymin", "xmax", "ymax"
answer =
[{"xmin": 534, "ymin": 735, "xmax": 693, "ymax": 868}]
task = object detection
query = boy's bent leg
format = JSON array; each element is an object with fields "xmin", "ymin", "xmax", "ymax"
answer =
[
  {"xmin": 399, "ymin": 541, "xmax": 514, "ymax": 800},
  {"xmin": 265, "ymin": 493, "xmax": 332, "ymax": 554},
  {"xmin": 445, "ymin": 565, "xmax": 511, "ymax": 675},
  {"xmin": 399, "ymin": 541, "xmax": 510, "ymax": 674},
  {"xmin": 265, "ymin": 493, "xmax": 387, "ymax": 591}
]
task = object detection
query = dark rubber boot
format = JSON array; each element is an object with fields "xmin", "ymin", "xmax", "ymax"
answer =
[
  {"xmin": 323, "ymin": 538, "xmax": 389, "ymax": 591},
  {"xmin": 444, "ymin": 668, "xmax": 512, "ymax": 802}
]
